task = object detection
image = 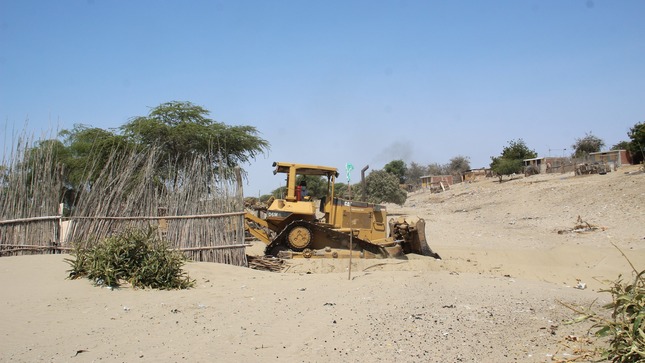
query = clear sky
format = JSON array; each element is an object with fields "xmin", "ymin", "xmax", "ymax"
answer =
[{"xmin": 1, "ymin": 0, "xmax": 644, "ymax": 196}]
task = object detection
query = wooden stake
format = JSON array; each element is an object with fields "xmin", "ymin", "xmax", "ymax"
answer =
[{"xmin": 348, "ymin": 183, "xmax": 353, "ymax": 281}]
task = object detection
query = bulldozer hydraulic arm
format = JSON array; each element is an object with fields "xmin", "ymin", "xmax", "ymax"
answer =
[{"xmin": 244, "ymin": 212, "xmax": 272, "ymax": 244}]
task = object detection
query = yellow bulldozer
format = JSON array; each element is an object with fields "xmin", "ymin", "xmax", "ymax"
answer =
[{"xmin": 245, "ymin": 162, "xmax": 440, "ymax": 259}]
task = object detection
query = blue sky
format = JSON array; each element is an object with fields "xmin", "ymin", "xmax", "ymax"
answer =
[{"xmin": 1, "ymin": 0, "xmax": 644, "ymax": 196}]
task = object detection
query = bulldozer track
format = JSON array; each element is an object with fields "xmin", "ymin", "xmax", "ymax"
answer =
[{"xmin": 265, "ymin": 220, "xmax": 387, "ymax": 257}]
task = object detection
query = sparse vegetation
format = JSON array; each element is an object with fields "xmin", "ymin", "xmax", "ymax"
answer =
[
  {"xmin": 572, "ymin": 132, "xmax": 605, "ymax": 158},
  {"xmin": 391, "ymin": 156, "xmax": 471, "ymax": 191},
  {"xmin": 490, "ymin": 139, "xmax": 537, "ymax": 182},
  {"xmin": 66, "ymin": 228, "xmax": 194, "ymax": 290},
  {"xmin": 595, "ymin": 269, "xmax": 645, "ymax": 362},
  {"xmin": 491, "ymin": 157, "xmax": 523, "ymax": 182},
  {"xmin": 426, "ymin": 162, "xmax": 446, "ymax": 176},
  {"xmin": 362, "ymin": 169, "xmax": 407, "ymax": 205},
  {"xmin": 405, "ymin": 162, "xmax": 427, "ymax": 189},
  {"xmin": 446, "ymin": 155, "xmax": 471, "ymax": 175},
  {"xmin": 562, "ymin": 247, "xmax": 644, "ymax": 363}
]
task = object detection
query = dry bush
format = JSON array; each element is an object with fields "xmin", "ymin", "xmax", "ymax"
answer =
[
  {"xmin": 66, "ymin": 228, "xmax": 194, "ymax": 290},
  {"xmin": 561, "ymin": 247, "xmax": 644, "ymax": 363}
]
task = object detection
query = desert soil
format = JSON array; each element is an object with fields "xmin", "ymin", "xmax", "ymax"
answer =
[{"xmin": 1, "ymin": 165, "xmax": 643, "ymax": 362}]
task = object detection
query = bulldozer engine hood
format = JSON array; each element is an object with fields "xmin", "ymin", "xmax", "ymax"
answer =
[{"xmin": 332, "ymin": 197, "xmax": 385, "ymax": 211}]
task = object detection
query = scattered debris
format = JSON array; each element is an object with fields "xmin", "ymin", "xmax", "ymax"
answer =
[
  {"xmin": 557, "ymin": 216, "xmax": 605, "ymax": 234},
  {"xmin": 71, "ymin": 349, "xmax": 89, "ymax": 358},
  {"xmin": 247, "ymin": 255, "xmax": 284, "ymax": 272},
  {"xmin": 625, "ymin": 169, "xmax": 644, "ymax": 175},
  {"xmin": 549, "ymin": 324, "xmax": 558, "ymax": 335},
  {"xmin": 575, "ymin": 162, "xmax": 611, "ymax": 176}
]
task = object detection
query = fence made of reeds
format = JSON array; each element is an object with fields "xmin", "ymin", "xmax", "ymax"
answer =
[
  {"xmin": 0, "ymin": 135, "xmax": 65, "ymax": 255},
  {"xmin": 0, "ymin": 136, "xmax": 248, "ymax": 266}
]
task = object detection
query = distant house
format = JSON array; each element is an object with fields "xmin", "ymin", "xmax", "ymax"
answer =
[
  {"xmin": 463, "ymin": 168, "xmax": 492, "ymax": 182},
  {"xmin": 588, "ymin": 150, "xmax": 631, "ymax": 166},
  {"xmin": 420, "ymin": 175, "xmax": 453, "ymax": 190},
  {"xmin": 523, "ymin": 156, "xmax": 569, "ymax": 174}
]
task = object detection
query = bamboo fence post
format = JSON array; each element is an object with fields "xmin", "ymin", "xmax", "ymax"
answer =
[{"xmin": 348, "ymin": 183, "xmax": 353, "ymax": 281}]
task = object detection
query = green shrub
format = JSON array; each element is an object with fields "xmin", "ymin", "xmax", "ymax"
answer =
[
  {"xmin": 595, "ymin": 270, "xmax": 645, "ymax": 362},
  {"xmin": 66, "ymin": 228, "xmax": 194, "ymax": 289},
  {"xmin": 560, "ymin": 245, "xmax": 644, "ymax": 362}
]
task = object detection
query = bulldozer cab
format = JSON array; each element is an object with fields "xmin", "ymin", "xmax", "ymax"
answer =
[
  {"xmin": 272, "ymin": 162, "xmax": 339, "ymax": 203},
  {"xmin": 259, "ymin": 162, "xmax": 340, "ymax": 231}
]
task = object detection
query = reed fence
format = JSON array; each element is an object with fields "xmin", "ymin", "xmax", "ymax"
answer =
[{"xmin": 0, "ymin": 135, "xmax": 248, "ymax": 266}]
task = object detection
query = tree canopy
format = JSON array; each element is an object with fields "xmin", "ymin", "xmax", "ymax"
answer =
[
  {"xmin": 627, "ymin": 121, "xmax": 645, "ymax": 163},
  {"xmin": 122, "ymin": 101, "xmax": 269, "ymax": 172},
  {"xmin": 611, "ymin": 141, "xmax": 631, "ymax": 151},
  {"xmin": 490, "ymin": 139, "xmax": 536, "ymax": 182},
  {"xmin": 27, "ymin": 101, "xmax": 270, "ymax": 207},
  {"xmin": 426, "ymin": 162, "xmax": 446, "ymax": 176},
  {"xmin": 571, "ymin": 132, "xmax": 604, "ymax": 158},
  {"xmin": 406, "ymin": 162, "xmax": 427, "ymax": 188},
  {"xmin": 383, "ymin": 160, "xmax": 407, "ymax": 184},
  {"xmin": 362, "ymin": 169, "xmax": 407, "ymax": 205},
  {"xmin": 59, "ymin": 125, "xmax": 133, "ymax": 186},
  {"xmin": 446, "ymin": 155, "xmax": 471, "ymax": 175},
  {"xmin": 498, "ymin": 139, "xmax": 537, "ymax": 161},
  {"xmin": 490, "ymin": 158, "xmax": 523, "ymax": 182}
]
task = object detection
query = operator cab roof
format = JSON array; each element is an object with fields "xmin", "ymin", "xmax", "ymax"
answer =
[{"xmin": 272, "ymin": 161, "xmax": 340, "ymax": 178}]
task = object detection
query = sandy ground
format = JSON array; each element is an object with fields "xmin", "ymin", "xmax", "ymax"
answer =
[{"xmin": 1, "ymin": 165, "xmax": 643, "ymax": 362}]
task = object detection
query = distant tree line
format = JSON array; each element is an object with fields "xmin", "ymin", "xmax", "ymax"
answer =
[
  {"xmin": 267, "ymin": 120, "xmax": 645, "ymax": 203},
  {"xmin": 488, "ymin": 121, "xmax": 644, "ymax": 182},
  {"xmin": 9, "ymin": 106, "xmax": 642, "ymax": 209}
]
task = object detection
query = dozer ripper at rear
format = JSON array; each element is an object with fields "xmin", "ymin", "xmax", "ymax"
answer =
[{"xmin": 245, "ymin": 162, "xmax": 441, "ymax": 260}]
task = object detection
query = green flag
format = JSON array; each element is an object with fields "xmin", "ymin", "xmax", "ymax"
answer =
[{"xmin": 346, "ymin": 163, "xmax": 354, "ymax": 183}]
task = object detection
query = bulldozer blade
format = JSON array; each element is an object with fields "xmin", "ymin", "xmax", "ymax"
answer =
[
  {"xmin": 389, "ymin": 216, "xmax": 440, "ymax": 258},
  {"xmin": 382, "ymin": 244, "xmax": 406, "ymax": 259},
  {"xmin": 406, "ymin": 218, "xmax": 441, "ymax": 259}
]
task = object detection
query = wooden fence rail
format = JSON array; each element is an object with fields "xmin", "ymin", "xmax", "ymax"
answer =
[{"xmin": 1, "ymin": 212, "xmax": 249, "ymax": 264}]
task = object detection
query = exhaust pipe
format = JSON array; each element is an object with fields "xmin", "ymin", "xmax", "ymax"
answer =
[{"xmin": 361, "ymin": 165, "xmax": 369, "ymax": 201}]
